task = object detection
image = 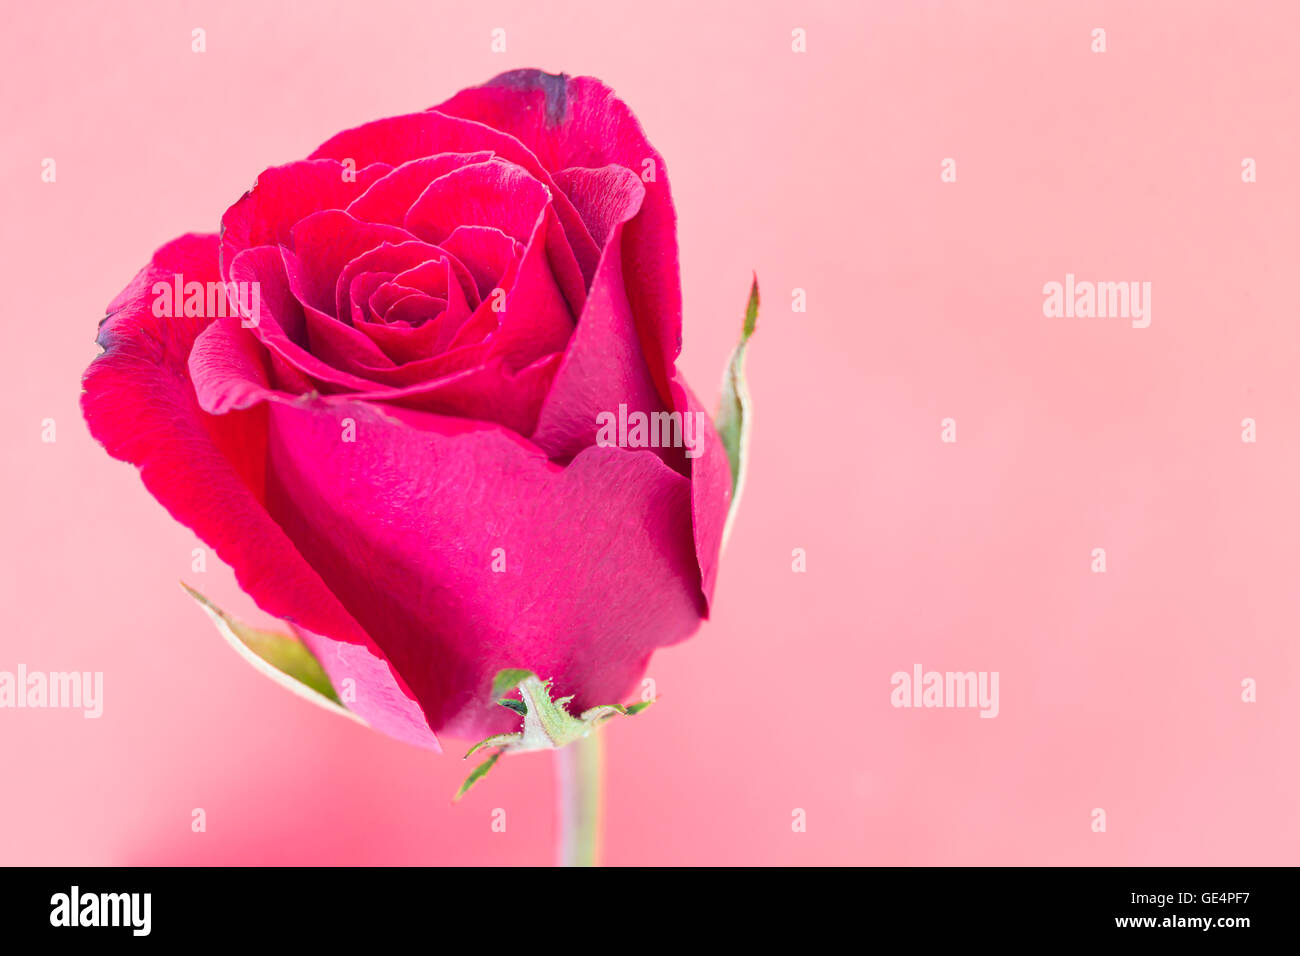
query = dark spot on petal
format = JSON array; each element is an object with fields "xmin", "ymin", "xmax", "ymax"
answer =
[{"xmin": 487, "ymin": 68, "xmax": 569, "ymax": 127}]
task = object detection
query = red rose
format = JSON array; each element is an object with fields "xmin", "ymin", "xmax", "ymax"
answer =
[{"xmin": 82, "ymin": 71, "xmax": 736, "ymax": 748}]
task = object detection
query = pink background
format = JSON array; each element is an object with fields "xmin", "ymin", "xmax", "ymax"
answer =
[{"xmin": 2, "ymin": 0, "xmax": 1297, "ymax": 865}]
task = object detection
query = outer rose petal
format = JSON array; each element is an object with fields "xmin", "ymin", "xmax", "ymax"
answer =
[
  {"xmin": 185, "ymin": 321, "xmax": 709, "ymax": 737},
  {"xmin": 437, "ymin": 71, "xmax": 730, "ymax": 609},
  {"xmin": 672, "ymin": 377, "xmax": 731, "ymax": 609},
  {"xmin": 256, "ymin": 399, "xmax": 707, "ymax": 738},
  {"xmin": 82, "ymin": 233, "xmax": 440, "ymax": 751},
  {"xmin": 530, "ymin": 220, "xmax": 667, "ymax": 465},
  {"xmin": 435, "ymin": 71, "xmax": 683, "ymax": 408}
]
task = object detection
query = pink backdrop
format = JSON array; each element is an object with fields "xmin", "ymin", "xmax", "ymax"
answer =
[{"xmin": 2, "ymin": 0, "xmax": 1296, "ymax": 865}]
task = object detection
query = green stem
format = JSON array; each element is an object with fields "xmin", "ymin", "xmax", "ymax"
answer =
[{"xmin": 555, "ymin": 730, "xmax": 603, "ymax": 866}]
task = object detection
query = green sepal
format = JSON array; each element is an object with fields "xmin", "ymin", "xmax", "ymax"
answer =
[
  {"xmin": 182, "ymin": 582, "xmax": 362, "ymax": 725},
  {"xmin": 454, "ymin": 750, "xmax": 503, "ymax": 801},
  {"xmin": 492, "ymin": 668, "xmax": 534, "ymax": 696},
  {"xmin": 715, "ymin": 276, "xmax": 759, "ymax": 549},
  {"xmin": 456, "ymin": 669, "xmax": 654, "ymax": 799}
]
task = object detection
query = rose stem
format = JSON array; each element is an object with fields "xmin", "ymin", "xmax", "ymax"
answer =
[{"xmin": 555, "ymin": 729, "xmax": 603, "ymax": 866}]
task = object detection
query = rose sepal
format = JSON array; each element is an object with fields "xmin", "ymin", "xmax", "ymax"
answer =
[
  {"xmin": 182, "ymin": 582, "xmax": 360, "ymax": 723},
  {"xmin": 715, "ymin": 276, "xmax": 759, "ymax": 550},
  {"xmin": 454, "ymin": 669, "xmax": 652, "ymax": 800}
]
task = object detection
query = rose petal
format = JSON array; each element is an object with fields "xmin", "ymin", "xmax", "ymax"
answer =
[
  {"xmin": 358, "ymin": 292, "xmax": 447, "ymax": 364},
  {"xmin": 336, "ymin": 240, "xmax": 479, "ymax": 321},
  {"xmin": 347, "ymin": 151, "xmax": 496, "ymax": 226},
  {"xmin": 531, "ymin": 221, "xmax": 665, "ymax": 464},
  {"xmin": 84, "ymin": 234, "xmax": 439, "ymax": 750},
  {"xmin": 281, "ymin": 211, "xmax": 427, "ymax": 372},
  {"xmin": 309, "ymin": 109, "xmax": 599, "ymax": 285},
  {"xmin": 285, "ymin": 210, "xmax": 415, "ymax": 318},
  {"xmin": 194, "ymin": 312, "xmax": 557, "ymax": 436},
  {"xmin": 403, "ymin": 158, "xmax": 549, "ymax": 246},
  {"xmin": 291, "ymin": 622, "xmax": 447, "ymax": 749},
  {"xmin": 553, "ymin": 165, "xmax": 645, "ymax": 248},
  {"xmin": 351, "ymin": 272, "xmax": 401, "ymax": 324},
  {"xmin": 390, "ymin": 258, "xmax": 474, "ymax": 351},
  {"xmin": 403, "ymin": 159, "xmax": 587, "ymax": 318},
  {"xmin": 672, "ymin": 376, "xmax": 730, "ymax": 611},
  {"xmin": 219, "ymin": 159, "xmax": 391, "ymax": 281},
  {"xmin": 479, "ymin": 205, "xmax": 578, "ymax": 370},
  {"xmin": 346, "ymin": 353, "xmax": 560, "ymax": 434},
  {"xmin": 379, "ymin": 291, "xmax": 446, "ymax": 329},
  {"xmin": 229, "ymin": 245, "xmax": 383, "ymax": 394},
  {"xmin": 439, "ymin": 225, "xmax": 523, "ymax": 300},
  {"xmin": 436, "ymin": 71, "xmax": 683, "ymax": 408},
  {"xmin": 258, "ymin": 398, "xmax": 705, "ymax": 737}
]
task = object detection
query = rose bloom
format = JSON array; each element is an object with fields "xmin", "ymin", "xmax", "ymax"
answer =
[{"xmin": 81, "ymin": 71, "xmax": 731, "ymax": 749}]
